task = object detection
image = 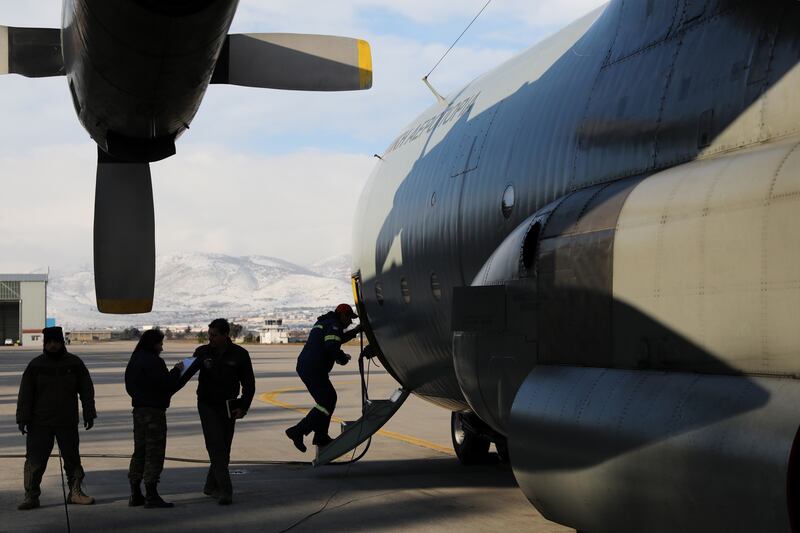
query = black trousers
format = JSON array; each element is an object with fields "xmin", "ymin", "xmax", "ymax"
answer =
[
  {"xmin": 24, "ymin": 424, "xmax": 84, "ymax": 499},
  {"xmin": 297, "ymin": 374, "xmax": 337, "ymax": 443},
  {"xmin": 128, "ymin": 407, "xmax": 167, "ymax": 485},
  {"xmin": 198, "ymin": 401, "xmax": 235, "ymax": 497}
]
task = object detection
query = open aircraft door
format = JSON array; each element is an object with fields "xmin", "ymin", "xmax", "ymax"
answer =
[{"xmin": 313, "ymin": 274, "xmax": 410, "ymax": 467}]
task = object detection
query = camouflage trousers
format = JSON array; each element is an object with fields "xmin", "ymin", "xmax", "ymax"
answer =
[{"xmin": 128, "ymin": 407, "xmax": 167, "ymax": 485}]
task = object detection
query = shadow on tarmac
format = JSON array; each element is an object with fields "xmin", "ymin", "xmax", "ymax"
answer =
[{"xmin": 0, "ymin": 457, "xmax": 526, "ymax": 533}]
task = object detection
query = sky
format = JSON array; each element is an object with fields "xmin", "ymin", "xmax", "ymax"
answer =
[{"xmin": 0, "ymin": 0, "xmax": 606, "ymax": 273}]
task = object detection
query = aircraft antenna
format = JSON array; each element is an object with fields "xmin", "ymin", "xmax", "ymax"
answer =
[{"xmin": 422, "ymin": 0, "xmax": 493, "ymax": 103}]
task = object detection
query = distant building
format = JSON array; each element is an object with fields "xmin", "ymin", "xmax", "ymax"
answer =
[
  {"xmin": 0, "ymin": 274, "xmax": 48, "ymax": 346},
  {"xmin": 260, "ymin": 319, "xmax": 288, "ymax": 344},
  {"xmin": 67, "ymin": 330, "xmax": 113, "ymax": 343},
  {"xmin": 287, "ymin": 330, "xmax": 309, "ymax": 343}
]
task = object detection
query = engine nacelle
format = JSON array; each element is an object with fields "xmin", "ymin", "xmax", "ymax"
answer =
[
  {"xmin": 62, "ymin": 0, "xmax": 238, "ymax": 158},
  {"xmin": 452, "ymin": 175, "xmax": 639, "ymax": 434},
  {"xmin": 453, "ymin": 132, "xmax": 800, "ymax": 430},
  {"xmin": 509, "ymin": 367, "xmax": 800, "ymax": 533},
  {"xmin": 454, "ymin": 135, "xmax": 800, "ymax": 530}
]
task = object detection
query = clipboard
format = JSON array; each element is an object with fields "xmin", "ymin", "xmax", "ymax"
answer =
[
  {"xmin": 226, "ymin": 398, "xmax": 243, "ymax": 419},
  {"xmin": 180, "ymin": 357, "xmax": 197, "ymax": 378}
]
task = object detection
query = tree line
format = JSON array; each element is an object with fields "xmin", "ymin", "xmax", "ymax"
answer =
[{"xmin": 119, "ymin": 322, "xmax": 253, "ymax": 343}]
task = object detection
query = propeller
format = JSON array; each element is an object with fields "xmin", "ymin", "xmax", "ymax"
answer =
[
  {"xmin": 3, "ymin": 23, "xmax": 374, "ymax": 315},
  {"xmin": 93, "ymin": 147, "xmax": 155, "ymax": 314},
  {"xmin": 0, "ymin": 25, "xmax": 63, "ymax": 77},
  {"xmin": 212, "ymin": 33, "xmax": 372, "ymax": 91}
]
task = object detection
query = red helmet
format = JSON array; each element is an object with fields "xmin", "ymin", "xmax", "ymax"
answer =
[{"xmin": 335, "ymin": 303, "xmax": 358, "ymax": 319}]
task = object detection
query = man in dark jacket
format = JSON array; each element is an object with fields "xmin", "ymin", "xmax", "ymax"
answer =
[
  {"xmin": 16, "ymin": 327, "xmax": 96, "ymax": 510},
  {"xmin": 285, "ymin": 304, "xmax": 361, "ymax": 452},
  {"xmin": 183, "ymin": 318, "xmax": 255, "ymax": 505},
  {"xmin": 125, "ymin": 328, "xmax": 185, "ymax": 508}
]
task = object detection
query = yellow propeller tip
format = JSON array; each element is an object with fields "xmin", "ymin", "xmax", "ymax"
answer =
[
  {"xmin": 357, "ymin": 39, "xmax": 372, "ymax": 89},
  {"xmin": 96, "ymin": 299, "xmax": 153, "ymax": 314}
]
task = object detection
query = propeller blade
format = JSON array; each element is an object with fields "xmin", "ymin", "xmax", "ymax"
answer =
[
  {"xmin": 0, "ymin": 25, "xmax": 64, "ymax": 77},
  {"xmin": 211, "ymin": 33, "xmax": 372, "ymax": 91},
  {"xmin": 94, "ymin": 148, "xmax": 155, "ymax": 314}
]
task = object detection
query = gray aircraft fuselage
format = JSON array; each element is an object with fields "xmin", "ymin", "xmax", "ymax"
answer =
[{"xmin": 352, "ymin": 1, "xmax": 800, "ymax": 531}]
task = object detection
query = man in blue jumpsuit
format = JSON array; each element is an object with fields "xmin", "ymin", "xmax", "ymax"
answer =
[{"xmin": 285, "ymin": 304, "xmax": 361, "ymax": 451}]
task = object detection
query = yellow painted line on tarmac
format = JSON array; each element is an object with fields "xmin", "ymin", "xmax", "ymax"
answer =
[
  {"xmin": 260, "ymin": 387, "xmax": 313, "ymax": 415},
  {"xmin": 258, "ymin": 387, "xmax": 454, "ymax": 456}
]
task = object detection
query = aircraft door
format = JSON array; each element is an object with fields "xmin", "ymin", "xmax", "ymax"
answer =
[{"xmin": 350, "ymin": 272, "xmax": 403, "ymax": 385}]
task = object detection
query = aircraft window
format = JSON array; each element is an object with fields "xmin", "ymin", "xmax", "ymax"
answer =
[
  {"xmin": 375, "ymin": 282, "xmax": 384, "ymax": 306},
  {"xmin": 502, "ymin": 184, "xmax": 515, "ymax": 218},
  {"xmin": 430, "ymin": 273, "xmax": 442, "ymax": 301},
  {"xmin": 400, "ymin": 278, "xmax": 411, "ymax": 304},
  {"xmin": 522, "ymin": 222, "xmax": 541, "ymax": 274}
]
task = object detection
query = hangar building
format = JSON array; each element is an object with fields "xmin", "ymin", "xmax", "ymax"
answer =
[{"xmin": 0, "ymin": 274, "xmax": 48, "ymax": 346}]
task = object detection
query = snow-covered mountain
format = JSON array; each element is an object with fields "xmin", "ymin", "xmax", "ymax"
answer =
[
  {"xmin": 49, "ymin": 252, "xmax": 353, "ymax": 329},
  {"xmin": 309, "ymin": 254, "xmax": 353, "ymax": 282}
]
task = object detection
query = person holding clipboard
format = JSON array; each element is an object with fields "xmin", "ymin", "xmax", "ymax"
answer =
[
  {"xmin": 181, "ymin": 318, "xmax": 255, "ymax": 506},
  {"xmin": 124, "ymin": 329, "xmax": 186, "ymax": 508}
]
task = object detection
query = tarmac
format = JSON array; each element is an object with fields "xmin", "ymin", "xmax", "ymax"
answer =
[{"xmin": 0, "ymin": 342, "xmax": 572, "ymax": 533}]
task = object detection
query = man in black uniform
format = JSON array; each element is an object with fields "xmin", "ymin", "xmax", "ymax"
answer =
[
  {"xmin": 285, "ymin": 304, "xmax": 360, "ymax": 452},
  {"xmin": 16, "ymin": 327, "xmax": 96, "ymax": 510},
  {"xmin": 183, "ymin": 318, "xmax": 254, "ymax": 505}
]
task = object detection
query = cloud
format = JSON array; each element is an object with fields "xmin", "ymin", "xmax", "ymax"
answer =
[
  {"xmin": 0, "ymin": 0, "xmax": 61, "ymax": 26},
  {"xmin": 487, "ymin": 0, "xmax": 608, "ymax": 29},
  {"xmin": 152, "ymin": 145, "xmax": 375, "ymax": 265},
  {"xmin": 230, "ymin": 0, "xmax": 607, "ymax": 32},
  {"xmin": 0, "ymin": 143, "xmax": 95, "ymax": 272},
  {"xmin": 190, "ymin": 34, "xmax": 518, "ymax": 151},
  {"xmin": 0, "ymin": 142, "xmax": 375, "ymax": 271}
]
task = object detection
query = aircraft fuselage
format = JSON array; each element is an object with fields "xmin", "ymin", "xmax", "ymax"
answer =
[
  {"xmin": 353, "ymin": 0, "xmax": 800, "ymax": 408},
  {"xmin": 352, "ymin": 1, "xmax": 800, "ymax": 531},
  {"xmin": 352, "ymin": 2, "xmax": 800, "ymax": 531}
]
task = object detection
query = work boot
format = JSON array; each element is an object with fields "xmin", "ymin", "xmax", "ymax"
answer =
[
  {"xmin": 67, "ymin": 480, "xmax": 95, "ymax": 505},
  {"xmin": 218, "ymin": 494, "xmax": 232, "ymax": 506},
  {"xmin": 128, "ymin": 480, "xmax": 145, "ymax": 507},
  {"xmin": 17, "ymin": 496, "xmax": 40, "ymax": 510},
  {"xmin": 312, "ymin": 434, "xmax": 334, "ymax": 447},
  {"xmin": 285, "ymin": 425, "xmax": 307, "ymax": 453},
  {"xmin": 203, "ymin": 469, "xmax": 218, "ymax": 498},
  {"xmin": 144, "ymin": 482, "xmax": 174, "ymax": 508}
]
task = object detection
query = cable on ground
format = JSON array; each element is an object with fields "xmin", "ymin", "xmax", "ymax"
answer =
[
  {"xmin": 276, "ymin": 330, "xmax": 373, "ymax": 532},
  {"xmin": 1, "ymin": 332, "xmax": 376, "ymax": 532},
  {"xmin": 58, "ymin": 451, "xmax": 72, "ymax": 533}
]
